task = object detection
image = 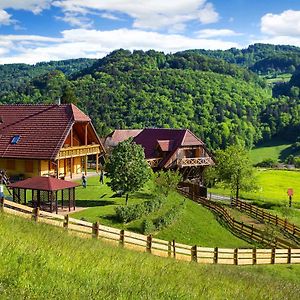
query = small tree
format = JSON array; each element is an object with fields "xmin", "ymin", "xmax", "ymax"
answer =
[
  {"xmin": 214, "ymin": 144, "xmax": 257, "ymax": 200},
  {"xmin": 153, "ymin": 170, "xmax": 182, "ymax": 197},
  {"xmin": 106, "ymin": 138, "xmax": 151, "ymax": 205}
]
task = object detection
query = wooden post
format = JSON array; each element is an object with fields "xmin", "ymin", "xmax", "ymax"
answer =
[
  {"xmin": 234, "ymin": 248, "xmax": 238, "ymax": 265},
  {"xmin": 85, "ymin": 155, "xmax": 88, "ymax": 176},
  {"xmin": 168, "ymin": 241, "xmax": 172, "ymax": 257},
  {"xmin": 68, "ymin": 188, "xmax": 71, "ymax": 212},
  {"xmin": 288, "ymin": 247, "xmax": 292, "ymax": 264},
  {"xmin": 63, "ymin": 215, "xmax": 69, "ymax": 229},
  {"xmin": 172, "ymin": 240, "xmax": 176, "ymax": 258},
  {"xmin": 73, "ymin": 187, "xmax": 76, "ymax": 210},
  {"xmin": 146, "ymin": 235, "xmax": 152, "ymax": 253},
  {"xmin": 119, "ymin": 229, "xmax": 125, "ymax": 247},
  {"xmin": 32, "ymin": 207, "xmax": 40, "ymax": 222},
  {"xmin": 93, "ymin": 222, "xmax": 99, "ymax": 238},
  {"xmin": 56, "ymin": 159, "xmax": 60, "ymax": 179},
  {"xmin": 271, "ymin": 247, "xmax": 276, "ymax": 264},
  {"xmin": 252, "ymin": 248, "xmax": 257, "ymax": 265},
  {"xmin": 191, "ymin": 245, "xmax": 198, "ymax": 262},
  {"xmin": 214, "ymin": 247, "xmax": 218, "ymax": 264},
  {"xmin": 0, "ymin": 197, "xmax": 4, "ymax": 211},
  {"xmin": 96, "ymin": 153, "xmax": 99, "ymax": 173}
]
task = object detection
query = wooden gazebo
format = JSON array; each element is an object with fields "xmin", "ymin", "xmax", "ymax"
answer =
[{"xmin": 9, "ymin": 176, "xmax": 79, "ymax": 214}]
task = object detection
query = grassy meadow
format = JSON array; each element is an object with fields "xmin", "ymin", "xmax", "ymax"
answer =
[
  {"xmin": 1, "ymin": 213, "xmax": 300, "ymax": 300},
  {"xmin": 71, "ymin": 176, "xmax": 251, "ymax": 248}
]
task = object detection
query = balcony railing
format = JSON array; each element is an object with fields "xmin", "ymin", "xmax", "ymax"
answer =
[
  {"xmin": 147, "ymin": 158, "xmax": 163, "ymax": 168},
  {"xmin": 176, "ymin": 157, "xmax": 213, "ymax": 167},
  {"xmin": 57, "ymin": 144, "xmax": 101, "ymax": 159}
]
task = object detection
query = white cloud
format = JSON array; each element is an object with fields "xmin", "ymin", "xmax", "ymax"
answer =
[
  {"xmin": 251, "ymin": 35, "xmax": 300, "ymax": 48},
  {"xmin": 53, "ymin": 0, "xmax": 219, "ymax": 30},
  {"xmin": 0, "ymin": 0, "xmax": 53, "ymax": 14},
  {"xmin": 56, "ymin": 12, "xmax": 93, "ymax": 28},
  {"xmin": 0, "ymin": 9, "xmax": 13, "ymax": 25},
  {"xmin": 197, "ymin": 29, "xmax": 241, "ymax": 38},
  {"xmin": 100, "ymin": 13, "xmax": 120, "ymax": 21},
  {"xmin": 261, "ymin": 10, "xmax": 300, "ymax": 37},
  {"xmin": 0, "ymin": 28, "xmax": 240, "ymax": 64}
]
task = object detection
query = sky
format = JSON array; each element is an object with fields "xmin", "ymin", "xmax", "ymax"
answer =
[{"xmin": 0, "ymin": 0, "xmax": 300, "ymax": 64}]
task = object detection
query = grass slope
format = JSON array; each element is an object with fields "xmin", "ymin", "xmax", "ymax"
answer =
[
  {"xmin": 249, "ymin": 138, "xmax": 294, "ymax": 164},
  {"xmin": 71, "ymin": 177, "xmax": 251, "ymax": 248},
  {"xmin": 1, "ymin": 213, "xmax": 300, "ymax": 300}
]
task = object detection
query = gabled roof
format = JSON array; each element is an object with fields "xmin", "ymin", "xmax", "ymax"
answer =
[
  {"xmin": 105, "ymin": 129, "xmax": 142, "ymax": 148},
  {"xmin": 9, "ymin": 176, "xmax": 79, "ymax": 191},
  {"xmin": 0, "ymin": 104, "xmax": 97, "ymax": 160},
  {"xmin": 133, "ymin": 128, "xmax": 205, "ymax": 168}
]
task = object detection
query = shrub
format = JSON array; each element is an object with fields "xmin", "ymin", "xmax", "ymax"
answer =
[
  {"xmin": 115, "ymin": 198, "xmax": 163, "ymax": 223},
  {"xmin": 153, "ymin": 170, "xmax": 182, "ymax": 197},
  {"xmin": 255, "ymin": 158, "xmax": 277, "ymax": 168},
  {"xmin": 142, "ymin": 219, "xmax": 155, "ymax": 235}
]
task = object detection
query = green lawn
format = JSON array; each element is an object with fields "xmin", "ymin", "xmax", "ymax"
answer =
[
  {"xmin": 249, "ymin": 138, "xmax": 294, "ymax": 164},
  {"xmin": 1, "ymin": 213, "xmax": 300, "ymax": 300},
  {"xmin": 209, "ymin": 169, "xmax": 300, "ymax": 226},
  {"xmin": 71, "ymin": 176, "xmax": 251, "ymax": 248}
]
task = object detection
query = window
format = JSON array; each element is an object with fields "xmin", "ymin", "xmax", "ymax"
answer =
[
  {"xmin": 25, "ymin": 160, "xmax": 34, "ymax": 173},
  {"xmin": 11, "ymin": 135, "xmax": 21, "ymax": 144}
]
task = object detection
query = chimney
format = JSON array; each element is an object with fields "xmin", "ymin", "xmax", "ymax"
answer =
[{"xmin": 58, "ymin": 97, "xmax": 61, "ymax": 105}]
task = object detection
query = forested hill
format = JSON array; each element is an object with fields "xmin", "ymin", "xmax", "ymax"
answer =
[
  {"xmin": 186, "ymin": 43, "xmax": 300, "ymax": 75},
  {"xmin": 0, "ymin": 49, "xmax": 275, "ymax": 149}
]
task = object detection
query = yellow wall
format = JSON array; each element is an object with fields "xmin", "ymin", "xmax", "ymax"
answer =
[{"xmin": 0, "ymin": 158, "xmax": 39, "ymax": 178}]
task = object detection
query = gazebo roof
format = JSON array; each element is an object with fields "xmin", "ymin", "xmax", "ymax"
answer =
[{"xmin": 9, "ymin": 176, "xmax": 79, "ymax": 191}]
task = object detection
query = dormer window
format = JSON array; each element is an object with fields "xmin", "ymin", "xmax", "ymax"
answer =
[{"xmin": 11, "ymin": 135, "xmax": 21, "ymax": 144}]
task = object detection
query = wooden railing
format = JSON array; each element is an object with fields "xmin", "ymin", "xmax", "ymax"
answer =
[
  {"xmin": 179, "ymin": 189, "xmax": 298, "ymax": 249},
  {"xmin": 1, "ymin": 198, "xmax": 300, "ymax": 265},
  {"xmin": 147, "ymin": 158, "xmax": 162, "ymax": 168},
  {"xmin": 176, "ymin": 157, "xmax": 213, "ymax": 167},
  {"xmin": 58, "ymin": 144, "xmax": 101, "ymax": 159},
  {"xmin": 231, "ymin": 198, "xmax": 300, "ymax": 241}
]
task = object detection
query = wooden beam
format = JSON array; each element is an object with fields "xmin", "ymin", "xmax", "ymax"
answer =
[
  {"xmin": 96, "ymin": 153, "xmax": 99, "ymax": 173},
  {"xmin": 70, "ymin": 127, "xmax": 73, "ymax": 147},
  {"xmin": 56, "ymin": 159, "xmax": 60, "ymax": 178},
  {"xmin": 85, "ymin": 155, "xmax": 87, "ymax": 175},
  {"xmin": 85, "ymin": 123, "xmax": 88, "ymax": 146},
  {"xmin": 70, "ymin": 157, "xmax": 73, "ymax": 179}
]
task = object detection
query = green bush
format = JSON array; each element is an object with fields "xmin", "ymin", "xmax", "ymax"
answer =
[
  {"xmin": 115, "ymin": 198, "xmax": 163, "ymax": 223},
  {"xmin": 142, "ymin": 219, "xmax": 156, "ymax": 235},
  {"xmin": 255, "ymin": 158, "xmax": 277, "ymax": 168}
]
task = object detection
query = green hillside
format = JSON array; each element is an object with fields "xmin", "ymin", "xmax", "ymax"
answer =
[{"xmin": 1, "ymin": 213, "xmax": 300, "ymax": 299}]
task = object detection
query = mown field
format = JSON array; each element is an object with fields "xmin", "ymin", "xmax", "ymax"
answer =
[
  {"xmin": 0, "ymin": 213, "xmax": 300, "ymax": 300},
  {"xmin": 209, "ymin": 169, "xmax": 300, "ymax": 226},
  {"xmin": 71, "ymin": 176, "xmax": 251, "ymax": 248},
  {"xmin": 249, "ymin": 138, "xmax": 294, "ymax": 164}
]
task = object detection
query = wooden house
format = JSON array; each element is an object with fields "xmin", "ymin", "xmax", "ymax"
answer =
[
  {"xmin": 133, "ymin": 128, "xmax": 214, "ymax": 180},
  {"xmin": 0, "ymin": 104, "xmax": 105, "ymax": 179}
]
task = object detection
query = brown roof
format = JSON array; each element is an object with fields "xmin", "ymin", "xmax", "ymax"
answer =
[
  {"xmin": 133, "ymin": 128, "xmax": 204, "ymax": 168},
  {"xmin": 105, "ymin": 129, "xmax": 142, "ymax": 148},
  {"xmin": 9, "ymin": 176, "xmax": 79, "ymax": 191},
  {"xmin": 0, "ymin": 104, "xmax": 96, "ymax": 160}
]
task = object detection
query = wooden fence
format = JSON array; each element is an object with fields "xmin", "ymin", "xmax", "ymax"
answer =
[
  {"xmin": 231, "ymin": 198, "xmax": 300, "ymax": 241},
  {"xmin": 1, "ymin": 198, "xmax": 300, "ymax": 266},
  {"xmin": 179, "ymin": 189, "xmax": 298, "ymax": 249}
]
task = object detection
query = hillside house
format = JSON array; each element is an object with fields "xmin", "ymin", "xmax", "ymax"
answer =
[
  {"xmin": 133, "ymin": 128, "xmax": 214, "ymax": 181},
  {"xmin": 0, "ymin": 104, "xmax": 105, "ymax": 179}
]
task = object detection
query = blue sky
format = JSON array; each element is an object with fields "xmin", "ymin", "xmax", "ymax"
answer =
[{"xmin": 0, "ymin": 0, "xmax": 300, "ymax": 64}]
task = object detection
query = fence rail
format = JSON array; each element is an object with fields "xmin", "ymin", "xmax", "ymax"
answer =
[
  {"xmin": 1, "ymin": 198, "xmax": 300, "ymax": 266},
  {"xmin": 178, "ymin": 188, "xmax": 298, "ymax": 249},
  {"xmin": 231, "ymin": 198, "xmax": 300, "ymax": 241}
]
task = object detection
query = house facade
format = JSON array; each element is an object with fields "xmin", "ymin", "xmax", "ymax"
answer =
[
  {"xmin": 133, "ymin": 128, "xmax": 214, "ymax": 181},
  {"xmin": 0, "ymin": 104, "xmax": 105, "ymax": 179}
]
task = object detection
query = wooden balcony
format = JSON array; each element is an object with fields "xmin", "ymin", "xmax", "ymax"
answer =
[
  {"xmin": 176, "ymin": 157, "xmax": 213, "ymax": 167},
  {"xmin": 147, "ymin": 158, "xmax": 163, "ymax": 168},
  {"xmin": 57, "ymin": 144, "xmax": 101, "ymax": 159}
]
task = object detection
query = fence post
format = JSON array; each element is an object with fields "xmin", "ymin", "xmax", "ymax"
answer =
[
  {"xmin": 214, "ymin": 247, "xmax": 218, "ymax": 264},
  {"xmin": 252, "ymin": 248, "xmax": 257, "ymax": 265},
  {"xmin": 146, "ymin": 235, "xmax": 152, "ymax": 253},
  {"xmin": 234, "ymin": 248, "xmax": 238, "ymax": 265},
  {"xmin": 168, "ymin": 241, "xmax": 172, "ymax": 257},
  {"xmin": 92, "ymin": 222, "xmax": 99, "ymax": 238},
  {"xmin": 63, "ymin": 215, "xmax": 69, "ymax": 229},
  {"xmin": 288, "ymin": 247, "xmax": 291, "ymax": 264},
  {"xmin": 0, "ymin": 197, "xmax": 4, "ymax": 211},
  {"xmin": 119, "ymin": 229, "xmax": 125, "ymax": 247},
  {"xmin": 172, "ymin": 240, "xmax": 176, "ymax": 258},
  {"xmin": 271, "ymin": 247, "xmax": 275, "ymax": 264},
  {"xmin": 191, "ymin": 245, "xmax": 197, "ymax": 262},
  {"xmin": 32, "ymin": 207, "xmax": 39, "ymax": 222}
]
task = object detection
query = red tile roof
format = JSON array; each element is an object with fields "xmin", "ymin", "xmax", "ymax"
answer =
[
  {"xmin": 105, "ymin": 129, "xmax": 142, "ymax": 148},
  {"xmin": 0, "ymin": 104, "xmax": 94, "ymax": 160},
  {"xmin": 133, "ymin": 128, "xmax": 205, "ymax": 168},
  {"xmin": 9, "ymin": 176, "xmax": 79, "ymax": 191}
]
